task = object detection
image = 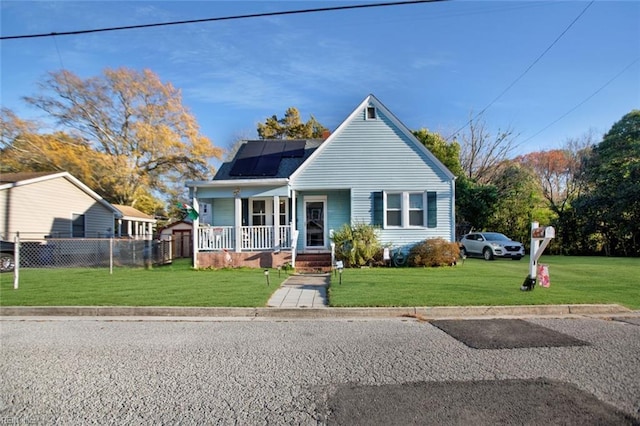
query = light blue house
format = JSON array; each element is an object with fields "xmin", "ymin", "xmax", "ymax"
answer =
[{"xmin": 186, "ymin": 94, "xmax": 455, "ymax": 269}]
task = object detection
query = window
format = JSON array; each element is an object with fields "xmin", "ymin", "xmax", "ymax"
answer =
[
  {"xmin": 409, "ymin": 193, "xmax": 424, "ymax": 226},
  {"xmin": 376, "ymin": 191, "xmax": 438, "ymax": 229},
  {"xmin": 72, "ymin": 213, "xmax": 85, "ymax": 237},
  {"xmin": 386, "ymin": 193, "xmax": 402, "ymax": 227},
  {"xmin": 366, "ymin": 106, "xmax": 377, "ymax": 120},
  {"xmin": 279, "ymin": 199, "xmax": 288, "ymax": 226},
  {"xmin": 251, "ymin": 200, "xmax": 266, "ymax": 226}
]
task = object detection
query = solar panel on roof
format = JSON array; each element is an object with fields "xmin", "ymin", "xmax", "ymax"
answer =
[
  {"xmin": 282, "ymin": 140, "xmax": 305, "ymax": 157},
  {"xmin": 261, "ymin": 140, "xmax": 285, "ymax": 155},
  {"xmin": 226, "ymin": 139, "xmax": 315, "ymax": 177},
  {"xmin": 253, "ymin": 154, "xmax": 281, "ymax": 176},
  {"xmin": 236, "ymin": 141, "xmax": 264, "ymax": 159},
  {"xmin": 229, "ymin": 157, "xmax": 258, "ymax": 176}
]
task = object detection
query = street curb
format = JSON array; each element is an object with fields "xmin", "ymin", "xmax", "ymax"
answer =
[{"xmin": 0, "ymin": 304, "xmax": 636, "ymax": 319}]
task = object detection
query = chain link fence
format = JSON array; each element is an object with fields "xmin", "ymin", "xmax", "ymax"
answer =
[{"xmin": 14, "ymin": 237, "xmax": 172, "ymax": 270}]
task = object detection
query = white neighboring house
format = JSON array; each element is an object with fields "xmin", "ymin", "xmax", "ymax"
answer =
[
  {"xmin": 112, "ymin": 204, "xmax": 157, "ymax": 240},
  {"xmin": 0, "ymin": 171, "xmax": 121, "ymax": 240},
  {"xmin": 0, "ymin": 171, "xmax": 157, "ymax": 241}
]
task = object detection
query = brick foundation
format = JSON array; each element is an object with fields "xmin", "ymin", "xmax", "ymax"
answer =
[{"xmin": 196, "ymin": 251, "xmax": 293, "ymax": 269}]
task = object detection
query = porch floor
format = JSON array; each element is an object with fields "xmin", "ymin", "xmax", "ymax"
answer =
[{"xmin": 267, "ymin": 274, "xmax": 330, "ymax": 308}]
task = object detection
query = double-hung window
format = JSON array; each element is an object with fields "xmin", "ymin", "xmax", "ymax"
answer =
[
  {"xmin": 251, "ymin": 200, "xmax": 267, "ymax": 226},
  {"xmin": 378, "ymin": 191, "xmax": 437, "ymax": 228},
  {"xmin": 385, "ymin": 193, "xmax": 402, "ymax": 227}
]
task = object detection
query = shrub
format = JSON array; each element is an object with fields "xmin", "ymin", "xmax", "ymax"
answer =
[
  {"xmin": 331, "ymin": 223, "xmax": 381, "ymax": 268},
  {"xmin": 408, "ymin": 238, "xmax": 460, "ymax": 267}
]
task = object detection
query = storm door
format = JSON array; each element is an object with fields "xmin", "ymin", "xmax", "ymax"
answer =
[{"xmin": 304, "ymin": 197, "xmax": 326, "ymax": 249}]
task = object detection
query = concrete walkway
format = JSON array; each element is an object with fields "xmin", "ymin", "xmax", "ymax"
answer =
[{"xmin": 267, "ymin": 274, "xmax": 330, "ymax": 308}]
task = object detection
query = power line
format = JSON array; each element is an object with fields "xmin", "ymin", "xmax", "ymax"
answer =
[
  {"xmin": 521, "ymin": 57, "xmax": 640, "ymax": 145},
  {"xmin": 0, "ymin": 0, "xmax": 445, "ymax": 41},
  {"xmin": 445, "ymin": 1, "xmax": 594, "ymax": 141}
]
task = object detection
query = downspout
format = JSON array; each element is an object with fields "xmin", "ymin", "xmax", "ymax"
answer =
[
  {"xmin": 234, "ymin": 192, "xmax": 242, "ymax": 253},
  {"xmin": 273, "ymin": 195, "xmax": 280, "ymax": 251},
  {"xmin": 451, "ymin": 177, "xmax": 457, "ymax": 242},
  {"xmin": 290, "ymin": 188, "xmax": 296, "ymax": 268}
]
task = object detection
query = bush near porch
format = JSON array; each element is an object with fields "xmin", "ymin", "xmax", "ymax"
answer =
[{"xmin": 408, "ymin": 238, "xmax": 461, "ymax": 267}]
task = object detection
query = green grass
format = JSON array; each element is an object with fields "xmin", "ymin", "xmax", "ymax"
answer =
[
  {"xmin": 329, "ymin": 256, "xmax": 640, "ymax": 309},
  {"xmin": 0, "ymin": 259, "xmax": 288, "ymax": 307},
  {"xmin": 1, "ymin": 256, "xmax": 639, "ymax": 309}
]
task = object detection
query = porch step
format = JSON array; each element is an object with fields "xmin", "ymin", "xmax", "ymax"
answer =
[{"xmin": 295, "ymin": 253, "xmax": 332, "ymax": 274}]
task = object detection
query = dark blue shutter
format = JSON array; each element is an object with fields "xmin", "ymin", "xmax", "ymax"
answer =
[
  {"xmin": 427, "ymin": 192, "xmax": 437, "ymax": 228},
  {"xmin": 242, "ymin": 199, "xmax": 249, "ymax": 226},
  {"xmin": 372, "ymin": 191, "xmax": 383, "ymax": 227}
]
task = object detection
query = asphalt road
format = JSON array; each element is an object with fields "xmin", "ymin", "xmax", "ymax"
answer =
[{"xmin": 1, "ymin": 316, "xmax": 639, "ymax": 425}]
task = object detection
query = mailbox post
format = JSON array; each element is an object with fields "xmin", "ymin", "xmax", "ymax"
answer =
[{"xmin": 521, "ymin": 221, "xmax": 555, "ymax": 291}]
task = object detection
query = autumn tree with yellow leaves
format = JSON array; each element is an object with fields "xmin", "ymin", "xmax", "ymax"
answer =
[{"xmin": 3, "ymin": 67, "xmax": 222, "ymax": 209}]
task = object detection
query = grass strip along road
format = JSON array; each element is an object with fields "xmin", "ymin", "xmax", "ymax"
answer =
[{"xmin": 1, "ymin": 256, "xmax": 638, "ymax": 309}]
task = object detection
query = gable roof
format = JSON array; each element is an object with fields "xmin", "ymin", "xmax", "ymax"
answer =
[
  {"xmin": 290, "ymin": 94, "xmax": 456, "ymax": 182},
  {"xmin": 0, "ymin": 171, "xmax": 122, "ymax": 216},
  {"xmin": 112, "ymin": 204, "xmax": 156, "ymax": 223},
  {"xmin": 214, "ymin": 139, "xmax": 324, "ymax": 180}
]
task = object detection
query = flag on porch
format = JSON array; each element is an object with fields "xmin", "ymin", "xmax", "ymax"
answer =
[{"xmin": 177, "ymin": 202, "xmax": 199, "ymax": 220}]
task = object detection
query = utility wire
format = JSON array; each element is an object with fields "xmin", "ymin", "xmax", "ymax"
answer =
[
  {"xmin": 445, "ymin": 1, "xmax": 594, "ymax": 141},
  {"xmin": 0, "ymin": 0, "xmax": 445, "ymax": 40},
  {"xmin": 521, "ymin": 57, "xmax": 640, "ymax": 145}
]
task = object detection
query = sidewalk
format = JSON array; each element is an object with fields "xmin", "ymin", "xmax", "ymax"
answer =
[{"xmin": 267, "ymin": 274, "xmax": 330, "ymax": 308}]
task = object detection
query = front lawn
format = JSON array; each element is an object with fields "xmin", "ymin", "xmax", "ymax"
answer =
[
  {"xmin": 1, "ymin": 256, "xmax": 638, "ymax": 309},
  {"xmin": 329, "ymin": 256, "xmax": 640, "ymax": 309},
  {"xmin": 0, "ymin": 259, "xmax": 288, "ymax": 307}
]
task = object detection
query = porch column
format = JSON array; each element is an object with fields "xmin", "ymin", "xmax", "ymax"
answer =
[
  {"xmin": 273, "ymin": 195, "xmax": 280, "ymax": 251},
  {"xmin": 127, "ymin": 220, "xmax": 132, "ymax": 238},
  {"xmin": 290, "ymin": 189, "xmax": 297, "ymax": 268},
  {"xmin": 192, "ymin": 192, "xmax": 200, "ymax": 268},
  {"xmin": 234, "ymin": 196, "xmax": 242, "ymax": 253}
]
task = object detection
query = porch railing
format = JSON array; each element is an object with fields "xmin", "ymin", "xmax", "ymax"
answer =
[{"xmin": 197, "ymin": 225, "xmax": 292, "ymax": 251}]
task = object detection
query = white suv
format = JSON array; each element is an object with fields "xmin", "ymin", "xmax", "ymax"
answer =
[{"xmin": 460, "ymin": 232, "xmax": 524, "ymax": 261}]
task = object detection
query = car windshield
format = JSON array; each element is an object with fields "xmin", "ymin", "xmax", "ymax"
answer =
[{"xmin": 483, "ymin": 233, "xmax": 510, "ymax": 241}]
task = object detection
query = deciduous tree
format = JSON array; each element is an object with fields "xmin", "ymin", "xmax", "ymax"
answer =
[
  {"xmin": 1, "ymin": 108, "xmax": 102, "ymax": 187},
  {"xmin": 412, "ymin": 128, "xmax": 463, "ymax": 176},
  {"xmin": 458, "ymin": 115, "xmax": 519, "ymax": 184},
  {"xmin": 573, "ymin": 110, "xmax": 640, "ymax": 256},
  {"xmin": 24, "ymin": 67, "xmax": 222, "ymax": 208}
]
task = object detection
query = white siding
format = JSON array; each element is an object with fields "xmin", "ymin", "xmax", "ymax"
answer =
[{"xmin": 0, "ymin": 177, "xmax": 115, "ymax": 239}]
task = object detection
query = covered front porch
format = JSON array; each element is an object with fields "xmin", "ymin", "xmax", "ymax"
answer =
[
  {"xmin": 187, "ymin": 178, "xmax": 348, "ymax": 269},
  {"xmin": 197, "ymin": 224, "xmax": 295, "ymax": 252},
  {"xmin": 188, "ymin": 178, "xmax": 297, "ymax": 268}
]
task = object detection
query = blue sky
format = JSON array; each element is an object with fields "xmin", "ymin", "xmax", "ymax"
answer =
[{"xmin": 1, "ymin": 1, "xmax": 639, "ymax": 164}]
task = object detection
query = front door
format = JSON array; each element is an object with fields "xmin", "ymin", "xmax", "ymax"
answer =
[{"xmin": 304, "ymin": 197, "xmax": 327, "ymax": 250}]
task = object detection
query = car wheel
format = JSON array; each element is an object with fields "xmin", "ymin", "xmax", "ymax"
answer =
[
  {"xmin": 483, "ymin": 248, "xmax": 494, "ymax": 261},
  {"xmin": 460, "ymin": 247, "xmax": 468, "ymax": 258},
  {"xmin": 0, "ymin": 253, "xmax": 15, "ymax": 272}
]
